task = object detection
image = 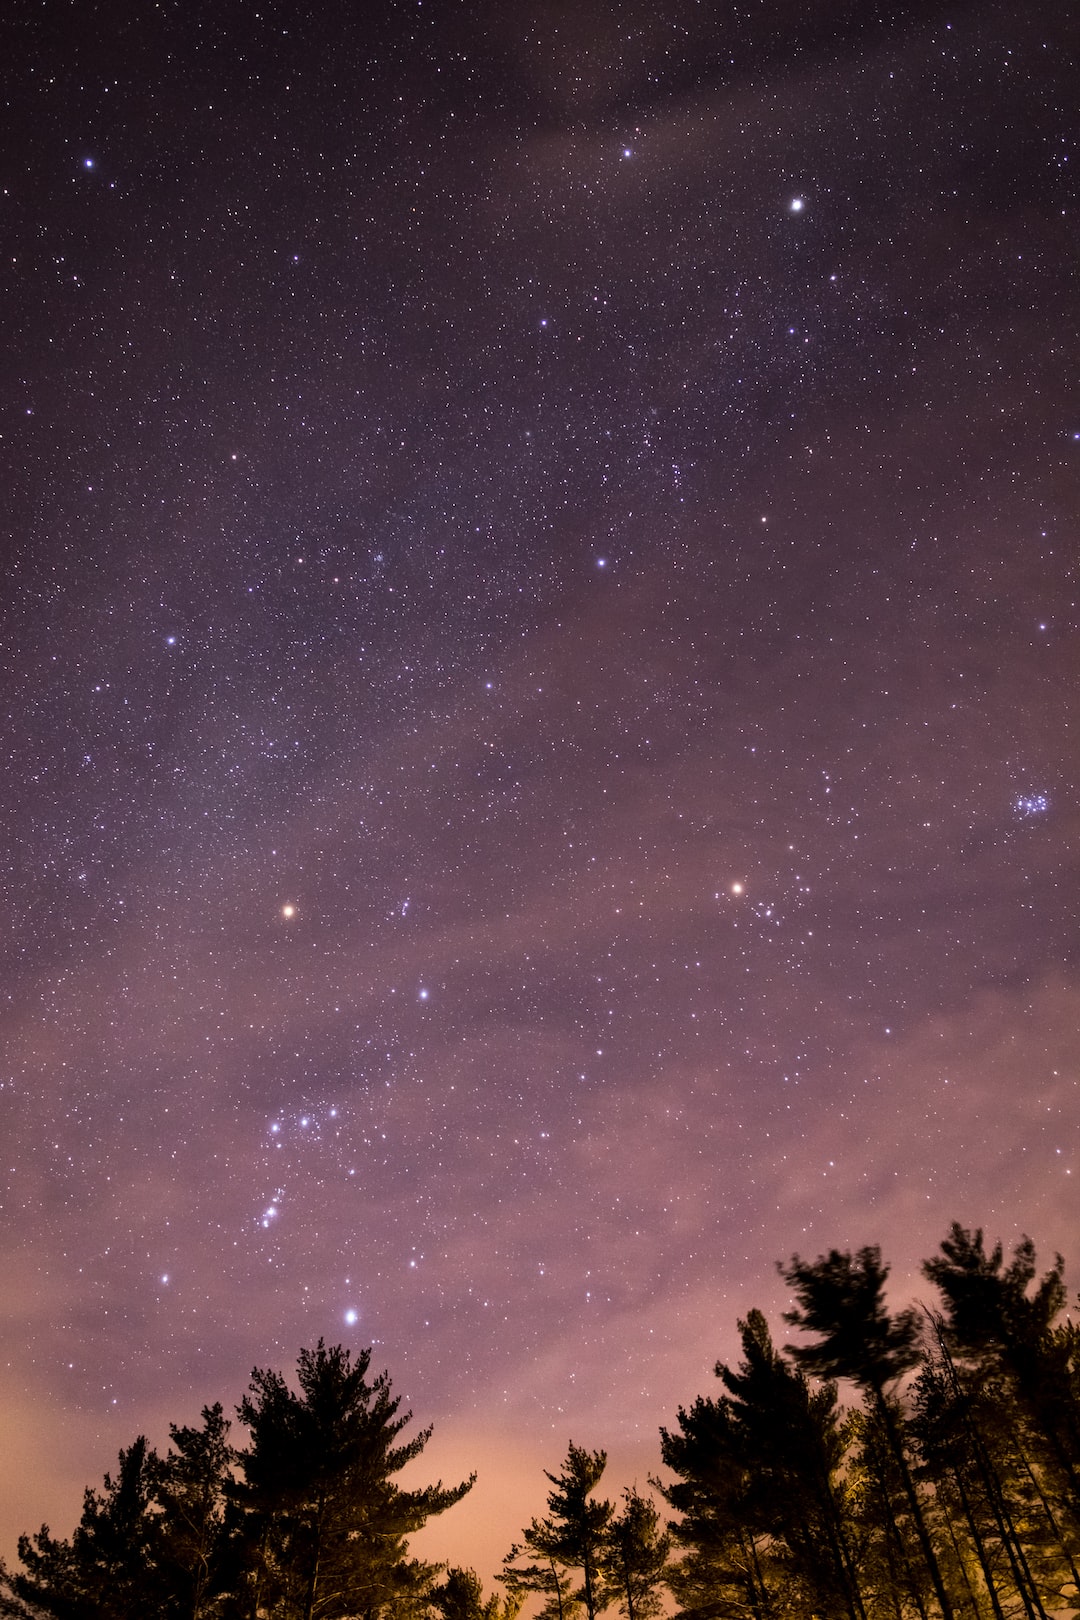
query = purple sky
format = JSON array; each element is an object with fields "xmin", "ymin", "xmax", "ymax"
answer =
[{"xmin": 2, "ymin": 0, "xmax": 1077, "ymax": 1586}]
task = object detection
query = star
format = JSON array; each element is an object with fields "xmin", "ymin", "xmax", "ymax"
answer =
[{"xmin": 3, "ymin": 2, "xmax": 1074, "ymax": 1594}]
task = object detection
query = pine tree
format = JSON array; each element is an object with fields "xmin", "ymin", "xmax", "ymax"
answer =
[
  {"xmin": 502, "ymin": 1444, "xmax": 614, "ymax": 1620},
  {"xmin": 909, "ymin": 1330, "xmax": 1025, "ymax": 1620},
  {"xmin": 233, "ymin": 1340, "xmax": 473, "ymax": 1620},
  {"xmin": 657, "ymin": 1312, "xmax": 870, "ymax": 1620},
  {"xmin": 923, "ymin": 1226, "xmax": 1080, "ymax": 1613},
  {"xmin": 780, "ymin": 1247, "xmax": 955, "ymax": 1620},
  {"xmin": 430, "ymin": 1567, "xmax": 521, "ymax": 1620},
  {"xmin": 149, "ymin": 1403, "xmax": 233, "ymax": 1619},
  {"xmin": 499, "ymin": 1547, "xmax": 580, "ymax": 1620},
  {"xmin": 848, "ymin": 1399, "xmax": 937, "ymax": 1620},
  {"xmin": 13, "ymin": 1435, "xmax": 164, "ymax": 1619},
  {"xmin": 719, "ymin": 1309, "xmax": 867, "ymax": 1620},
  {"xmin": 600, "ymin": 1487, "xmax": 670, "ymax": 1620},
  {"xmin": 924, "ymin": 1225, "xmax": 1080, "ymax": 1516},
  {"xmin": 657, "ymin": 1394, "xmax": 781, "ymax": 1620}
]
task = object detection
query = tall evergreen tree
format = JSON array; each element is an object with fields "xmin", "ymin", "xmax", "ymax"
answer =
[
  {"xmin": 233, "ymin": 1340, "xmax": 473, "ymax": 1620},
  {"xmin": 924, "ymin": 1225, "xmax": 1080, "ymax": 1514},
  {"xmin": 150, "ymin": 1403, "xmax": 233, "ymax": 1619},
  {"xmin": 849, "ymin": 1400, "xmax": 938, "ymax": 1620},
  {"xmin": 909, "ymin": 1330, "xmax": 1029, "ymax": 1620},
  {"xmin": 720, "ymin": 1309, "xmax": 867, "ymax": 1620},
  {"xmin": 502, "ymin": 1444, "xmax": 614, "ymax": 1620},
  {"xmin": 13, "ymin": 1435, "xmax": 163, "ymax": 1619},
  {"xmin": 658, "ymin": 1311, "xmax": 869, "ymax": 1620},
  {"xmin": 600, "ymin": 1488, "xmax": 670, "ymax": 1620},
  {"xmin": 499, "ymin": 1547, "xmax": 579, "ymax": 1620},
  {"xmin": 430, "ymin": 1567, "xmax": 520, "ymax": 1620},
  {"xmin": 922, "ymin": 1228, "xmax": 1080, "ymax": 1614},
  {"xmin": 657, "ymin": 1394, "xmax": 781, "ymax": 1620},
  {"xmin": 780, "ymin": 1247, "xmax": 955, "ymax": 1620}
]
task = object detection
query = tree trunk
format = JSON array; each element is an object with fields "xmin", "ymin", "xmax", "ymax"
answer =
[{"xmin": 877, "ymin": 1390, "xmax": 956, "ymax": 1620}]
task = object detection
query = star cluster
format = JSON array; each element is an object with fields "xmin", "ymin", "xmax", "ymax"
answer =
[{"xmin": 1, "ymin": 0, "xmax": 1077, "ymax": 1585}]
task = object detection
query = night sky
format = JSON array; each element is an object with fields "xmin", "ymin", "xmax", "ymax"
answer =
[{"xmin": 2, "ymin": 0, "xmax": 1078, "ymax": 1585}]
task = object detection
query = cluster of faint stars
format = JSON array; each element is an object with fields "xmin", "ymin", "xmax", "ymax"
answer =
[{"xmin": 2, "ymin": 7, "xmax": 1075, "ymax": 1575}]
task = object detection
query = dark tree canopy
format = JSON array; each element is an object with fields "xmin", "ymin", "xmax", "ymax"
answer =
[
  {"xmin": 234, "ymin": 1340, "xmax": 474, "ymax": 1620},
  {"xmin": 502, "ymin": 1443, "xmax": 613, "ymax": 1620},
  {"xmin": 5, "ymin": 1343, "xmax": 471, "ymax": 1620},
  {"xmin": 600, "ymin": 1487, "xmax": 670, "ymax": 1620},
  {"xmin": 780, "ymin": 1245, "xmax": 922, "ymax": 1392},
  {"xmin": 6, "ymin": 1224, "xmax": 1080, "ymax": 1620},
  {"xmin": 430, "ymin": 1567, "xmax": 520, "ymax": 1620}
]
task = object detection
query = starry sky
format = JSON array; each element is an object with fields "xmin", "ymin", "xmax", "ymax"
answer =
[{"xmin": 1, "ymin": 0, "xmax": 1078, "ymax": 1585}]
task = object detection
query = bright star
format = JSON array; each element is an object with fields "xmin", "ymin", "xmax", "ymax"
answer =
[
  {"xmin": 281, "ymin": 903, "xmax": 296, "ymax": 919},
  {"xmin": 790, "ymin": 197, "xmax": 804, "ymax": 212}
]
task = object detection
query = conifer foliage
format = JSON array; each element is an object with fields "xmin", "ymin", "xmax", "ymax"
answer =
[
  {"xmin": 501, "ymin": 1444, "xmax": 614, "ymax": 1620},
  {"xmin": 4, "ymin": 1226, "xmax": 1080, "ymax": 1620},
  {"xmin": 652, "ymin": 1230, "xmax": 1080, "ymax": 1620},
  {"xmin": 2, "ymin": 1342, "xmax": 471, "ymax": 1620},
  {"xmin": 233, "ymin": 1341, "xmax": 473, "ymax": 1620},
  {"xmin": 501, "ymin": 1446, "xmax": 669, "ymax": 1620}
]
